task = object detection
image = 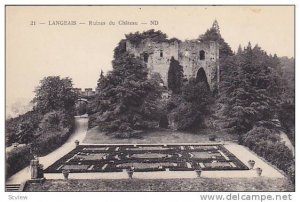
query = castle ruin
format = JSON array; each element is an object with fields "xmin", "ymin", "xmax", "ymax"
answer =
[
  {"xmin": 74, "ymin": 88, "xmax": 96, "ymax": 97},
  {"xmin": 125, "ymin": 37, "xmax": 219, "ymax": 92}
]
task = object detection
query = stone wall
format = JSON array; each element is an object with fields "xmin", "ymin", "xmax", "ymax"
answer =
[
  {"xmin": 125, "ymin": 38, "xmax": 219, "ymax": 92},
  {"xmin": 126, "ymin": 39, "xmax": 179, "ymax": 84},
  {"xmin": 74, "ymin": 88, "xmax": 96, "ymax": 97}
]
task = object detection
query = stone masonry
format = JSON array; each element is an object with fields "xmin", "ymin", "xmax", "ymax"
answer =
[{"xmin": 125, "ymin": 38, "xmax": 219, "ymax": 92}]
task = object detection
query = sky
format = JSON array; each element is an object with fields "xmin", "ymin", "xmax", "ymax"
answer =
[{"xmin": 6, "ymin": 6, "xmax": 294, "ymax": 109}]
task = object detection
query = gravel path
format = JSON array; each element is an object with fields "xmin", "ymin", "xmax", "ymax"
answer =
[
  {"xmin": 279, "ymin": 131, "xmax": 295, "ymax": 156},
  {"xmin": 6, "ymin": 116, "xmax": 89, "ymax": 184},
  {"xmin": 224, "ymin": 144, "xmax": 284, "ymax": 178}
]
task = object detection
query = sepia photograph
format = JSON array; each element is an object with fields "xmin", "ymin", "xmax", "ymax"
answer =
[{"xmin": 5, "ymin": 5, "xmax": 295, "ymax": 193}]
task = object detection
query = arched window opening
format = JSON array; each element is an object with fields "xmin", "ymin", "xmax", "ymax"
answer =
[
  {"xmin": 196, "ymin": 67, "xmax": 210, "ymax": 90},
  {"xmin": 200, "ymin": 50, "xmax": 205, "ymax": 60},
  {"xmin": 143, "ymin": 53, "xmax": 149, "ymax": 63},
  {"xmin": 160, "ymin": 50, "xmax": 163, "ymax": 58}
]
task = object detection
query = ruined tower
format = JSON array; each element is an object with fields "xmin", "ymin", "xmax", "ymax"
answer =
[{"xmin": 125, "ymin": 34, "xmax": 219, "ymax": 92}]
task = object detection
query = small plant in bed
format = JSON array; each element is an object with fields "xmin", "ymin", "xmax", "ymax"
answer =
[
  {"xmin": 126, "ymin": 167, "xmax": 135, "ymax": 179},
  {"xmin": 62, "ymin": 169, "xmax": 70, "ymax": 180},
  {"xmin": 256, "ymin": 167, "xmax": 263, "ymax": 176},
  {"xmin": 209, "ymin": 134, "xmax": 216, "ymax": 141},
  {"xmin": 248, "ymin": 160, "xmax": 255, "ymax": 169}
]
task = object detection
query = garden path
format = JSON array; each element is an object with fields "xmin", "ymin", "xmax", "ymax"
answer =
[
  {"xmin": 223, "ymin": 144, "xmax": 284, "ymax": 178},
  {"xmin": 7, "ymin": 116, "xmax": 285, "ymax": 182},
  {"xmin": 279, "ymin": 131, "xmax": 294, "ymax": 157},
  {"xmin": 6, "ymin": 115, "xmax": 89, "ymax": 184}
]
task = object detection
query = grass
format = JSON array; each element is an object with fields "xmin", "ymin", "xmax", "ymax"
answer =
[
  {"xmin": 83, "ymin": 127, "xmax": 237, "ymax": 144},
  {"xmin": 25, "ymin": 178, "xmax": 294, "ymax": 192}
]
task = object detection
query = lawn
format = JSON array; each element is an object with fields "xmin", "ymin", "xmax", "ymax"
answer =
[
  {"xmin": 83, "ymin": 127, "xmax": 237, "ymax": 144},
  {"xmin": 24, "ymin": 178, "xmax": 294, "ymax": 192}
]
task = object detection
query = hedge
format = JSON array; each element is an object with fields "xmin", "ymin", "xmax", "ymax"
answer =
[
  {"xmin": 6, "ymin": 145, "xmax": 34, "ymax": 179},
  {"xmin": 242, "ymin": 127, "xmax": 295, "ymax": 183},
  {"xmin": 6, "ymin": 118, "xmax": 74, "ymax": 179},
  {"xmin": 34, "ymin": 126, "xmax": 74, "ymax": 156}
]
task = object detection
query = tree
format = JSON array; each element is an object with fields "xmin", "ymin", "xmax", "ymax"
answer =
[
  {"xmin": 237, "ymin": 44, "xmax": 242, "ymax": 54},
  {"xmin": 212, "ymin": 19, "xmax": 220, "ymax": 34},
  {"xmin": 124, "ymin": 29, "xmax": 175, "ymax": 45},
  {"xmin": 6, "ymin": 110, "xmax": 43, "ymax": 145},
  {"xmin": 169, "ymin": 78, "xmax": 214, "ymax": 131},
  {"xmin": 96, "ymin": 70, "xmax": 107, "ymax": 91},
  {"xmin": 199, "ymin": 20, "xmax": 233, "ymax": 59},
  {"xmin": 38, "ymin": 111, "xmax": 61, "ymax": 131},
  {"xmin": 32, "ymin": 76, "xmax": 78, "ymax": 115},
  {"xmin": 95, "ymin": 53, "xmax": 162, "ymax": 137},
  {"xmin": 167, "ymin": 57, "xmax": 184, "ymax": 94},
  {"xmin": 113, "ymin": 30, "xmax": 181, "ymax": 58},
  {"xmin": 16, "ymin": 121, "xmax": 35, "ymax": 144},
  {"xmin": 221, "ymin": 43, "xmax": 283, "ymax": 134},
  {"xmin": 278, "ymin": 102, "xmax": 295, "ymax": 145},
  {"xmin": 199, "ymin": 20, "xmax": 233, "ymax": 82}
]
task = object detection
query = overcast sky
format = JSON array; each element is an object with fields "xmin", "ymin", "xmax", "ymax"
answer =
[{"xmin": 6, "ymin": 6, "xmax": 294, "ymax": 107}]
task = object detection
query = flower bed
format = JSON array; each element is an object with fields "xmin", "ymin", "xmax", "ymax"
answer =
[
  {"xmin": 204, "ymin": 162, "xmax": 232, "ymax": 168},
  {"xmin": 130, "ymin": 153, "xmax": 169, "ymax": 159},
  {"xmin": 62, "ymin": 164, "xmax": 90, "ymax": 170},
  {"xmin": 190, "ymin": 152, "xmax": 222, "ymax": 159},
  {"xmin": 44, "ymin": 144, "xmax": 249, "ymax": 173},
  {"xmin": 74, "ymin": 153, "xmax": 108, "ymax": 161},
  {"xmin": 117, "ymin": 162, "xmax": 174, "ymax": 169},
  {"xmin": 126, "ymin": 146, "xmax": 170, "ymax": 151}
]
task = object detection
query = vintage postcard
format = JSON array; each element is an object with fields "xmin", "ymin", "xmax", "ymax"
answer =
[{"xmin": 5, "ymin": 5, "xmax": 295, "ymax": 195}]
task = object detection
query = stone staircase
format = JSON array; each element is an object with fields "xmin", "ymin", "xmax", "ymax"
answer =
[{"xmin": 5, "ymin": 184, "xmax": 22, "ymax": 192}]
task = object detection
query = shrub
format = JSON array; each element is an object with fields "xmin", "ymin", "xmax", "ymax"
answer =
[
  {"xmin": 167, "ymin": 78, "xmax": 214, "ymax": 131},
  {"xmin": 159, "ymin": 115, "xmax": 169, "ymax": 128},
  {"xmin": 6, "ymin": 145, "xmax": 34, "ymax": 179},
  {"xmin": 242, "ymin": 127, "xmax": 294, "ymax": 176},
  {"xmin": 6, "ymin": 111, "xmax": 75, "ymax": 178},
  {"xmin": 287, "ymin": 164, "xmax": 295, "ymax": 184},
  {"xmin": 6, "ymin": 111, "xmax": 42, "ymax": 145},
  {"xmin": 33, "ymin": 127, "xmax": 73, "ymax": 156},
  {"xmin": 39, "ymin": 111, "xmax": 61, "ymax": 130},
  {"xmin": 77, "ymin": 102, "xmax": 87, "ymax": 115},
  {"xmin": 88, "ymin": 112, "xmax": 99, "ymax": 129},
  {"xmin": 278, "ymin": 102, "xmax": 295, "ymax": 145},
  {"xmin": 39, "ymin": 110, "xmax": 74, "ymax": 130}
]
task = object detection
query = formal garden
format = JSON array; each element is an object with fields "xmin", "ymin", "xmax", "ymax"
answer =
[{"xmin": 45, "ymin": 144, "xmax": 248, "ymax": 174}]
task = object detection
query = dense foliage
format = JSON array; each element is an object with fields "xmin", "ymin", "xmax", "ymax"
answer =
[
  {"xmin": 93, "ymin": 53, "xmax": 163, "ymax": 138},
  {"xmin": 6, "ymin": 110, "xmax": 43, "ymax": 145},
  {"xmin": 199, "ymin": 20, "xmax": 233, "ymax": 81},
  {"xmin": 32, "ymin": 76, "xmax": 77, "ymax": 114},
  {"xmin": 168, "ymin": 78, "xmax": 214, "ymax": 131},
  {"xmin": 278, "ymin": 57, "xmax": 295, "ymax": 145},
  {"xmin": 6, "ymin": 145, "xmax": 33, "ymax": 179},
  {"xmin": 6, "ymin": 76, "xmax": 77, "ymax": 178},
  {"xmin": 278, "ymin": 103, "xmax": 295, "ymax": 145},
  {"xmin": 167, "ymin": 57, "xmax": 184, "ymax": 94},
  {"xmin": 113, "ymin": 29, "xmax": 180, "ymax": 58},
  {"xmin": 219, "ymin": 43, "xmax": 282, "ymax": 134},
  {"xmin": 280, "ymin": 57, "xmax": 295, "ymax": 101},
  {"xmin": 242, "ymin": 127, "xmax": 294, "ymax": 181},
  {"xmin": 199, "ymin": 21, "xmax": 294, "ymax": 182},
  {"xmin": 199, "ymin": 23, "xmax": 233, "ymax": 60},
  {"xmin": 125, "ymin": 29, "xmax": 180, "ymax": 45}
]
